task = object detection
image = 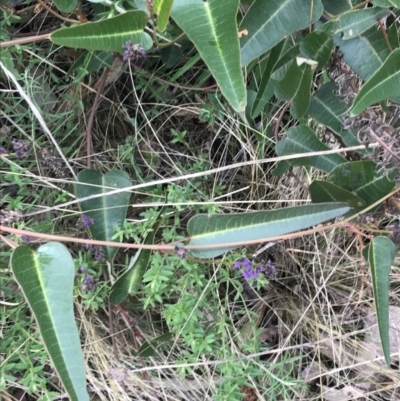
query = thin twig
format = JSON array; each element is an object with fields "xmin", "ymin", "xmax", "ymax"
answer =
[
  {"xmin": 377, "ymin": 18, "xmax": 393, "ymax": 52},
  {"xmin": 368, "ymin": 128, "xmax": 400, "ymax": 161},
  {"xmin": 0, "ymin": 33, "xmax": 51, "ymax": 47},
  {"xmin": 36, "ymin": 0, "xmax": 79, "ymax": 24},
  {"xmin": 274, "ymin": 102, "xmax": 290, "ymax": 142},
  {"xmin": 84, "ymin": 67, "xmax": 110, "ymax": 169}
]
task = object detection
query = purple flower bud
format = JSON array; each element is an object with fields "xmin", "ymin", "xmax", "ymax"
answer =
[
  {"xmin": 11, "ymin": 139, "xmax": 29, "ymax": 157},
  {"xmin": 0, "ymin": 147, "xmax": 7, "ymax": 155},
  {"xmin": 79, "ymin": 214, "xmax": 95, "ymax": 228},
  {"xmin": 122, "ymin": 41, "xmax": 146, "ymax": 63},
  {"xmin": 174, "ymin": 245, "xmax": 188, "ymax": 259}
]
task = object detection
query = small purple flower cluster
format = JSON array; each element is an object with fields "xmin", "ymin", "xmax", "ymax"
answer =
[
  {"xmin": 122, "ymin": 41, "xmax": 146, "ymax": 62},
  {"xmin": 85, "ymin": 241, "xmax": 105, "ymax": 262},
  {"xmin": 78, "ymin": 214, "xmax": 95, "ymax": 229},
  {"xmin": 12, "ymin": 139, "xmax": 30, "ymax": 158},
  {"xmin": 76, "ymin": 266, "xmax": 99, "ymax": 293},
  {"xmin": 234, "ymin": 258, "xmax": 277, "ymax": 281},
  {"xmin": 174, "ymin": 245, "xmax": 188, "ymax": 259},
  {"xmin": 0, "ymin": 140, "xmax": 30, "ymax": 157}
]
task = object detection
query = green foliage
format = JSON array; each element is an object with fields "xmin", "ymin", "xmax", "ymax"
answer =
[
  {"xmin": 11, "ymin": 243, "xmax": 88, "ymax": 401},
  {"xmin": 3, "ymin": 0, "xmax": 400, "ymax": 399}
]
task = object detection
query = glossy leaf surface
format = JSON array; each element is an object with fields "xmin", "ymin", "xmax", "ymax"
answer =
[
  {"xmin": 154, "ymin": 0, "xmax": 174, "ymax": 32},
  {"xmin": 171, "ymin": 0, "xmax": 246, "ymax": 112},
  {"xmin": 364, "ymin": 236, "xmax": 396, "ymax": 366},
  {"xmin": 239, "ymin": 0, "xmax": 323, "ymax": 66},
  {"xmin": 275, "ymin": 125, "xmax": 347, "ymax": 173},
  {"xmin": 51, "ymin": 11, "xmax": 152, "ymax": 52},
  {"xmin": 76, "ymin": 169, "xmax": 131, "ymax": 260},
  {"xmin": 300, "ymin": 27, "xmax": 333, "ymax": 68},
  {"xmin": 274, "ymin": 61, "xmax": 313, "ymax": 119},
  {"xmin": 11, "ymin": 243, "xmax": 88, "ymax": 401},
  {"xmin": 328, "ymin": 161, "xmax": 395, "ymax": 208},
  {"xmin": 188, "ymin": 203, "xmax": 350, "ymax": 258},
  {"xmin": 350, "ymin": 48, "xmax": 400, "ymax": 116}
]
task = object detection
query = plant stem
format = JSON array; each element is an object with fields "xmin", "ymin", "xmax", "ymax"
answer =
[{"xmin": 36, "ymin": 0, "xmax": 79, "ymax": 24}]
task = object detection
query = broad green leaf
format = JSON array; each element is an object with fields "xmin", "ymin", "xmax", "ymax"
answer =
[
  {"xmin": 364, "ymin": 236, "xmax": 396, "ymax": 366},
  {"xmin": 328, "ymin": 161, "xmax": 395, "ymax": 208},
  {"xmin": 275, "ymin": 125, "xmax": 347, "ymax": 173},
  {"xmin": 350, "ymin": 48, "xmax": 400, "ymax": 116},
  {"xmin": 322, "ymin": 0, "xmax": 351, "ymax": 15},
  {"xmin": 51, "ymin": 11, "xmax": 152, "ymax": 52},
  {"xmin": 300, "ymin": 28, "xmax": 333, "ymax": 68},
  {"xmin": 171, "ymin": 0, "xmax": 246, "ymax": 113},
  {"xmin": 53, "ymin": 0, "xmax": 77, "ymax": 13},
  {"xmin": 252, "ymin": 39, "xmax": 289, "ymax": 118},
  {"xmin": 239, "ymin": 0, "xmax": 324, "ymax": 66},
  {"xmin": 11, "ymin": 243, "xmax": 88, "ymax": 401},
  {"xmin": 188, "ymin": 203, "xmax": 350, "ymax": 258},
  {"xmin": 109, "ymin": 210, "xmax": 164, "ymax": 304},
  {"xmin": 154, "ymin": 0, "xmax": 174, "ymax": 32},
  {"xmin": 271, "ymin": 160, "xmax": 292, "ymax": 176},
  {"xmin": 334, "ymin": 23, "xmax": 397, "ymax": 80},
  {"xmin": 388, "ymin": 0, "xmax": 400, "ymax": 6},
  {"xmin": 308, "ymin": 82, "xmax": 368, "ymax": 152},
  {"xmin": 373, "ymin": 0, "xmax": 392, "ymax": 6},
  {"xmin": 310, "ymin": 180, "xmax": 366, "ymax": 208},
  {"xmin": 75, "ymin": 170, "xmax": 131, "ymax": 260},
  {"xmin": 274, "ymin": 61, "xmax": 313, "ymax": 119},
  {"xmin": 338, "ymin": 7, "xmax": 390, "ymax": 40}
]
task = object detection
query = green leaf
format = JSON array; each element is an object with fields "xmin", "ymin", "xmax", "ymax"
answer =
[
  {"xmin": 334, "ymin": 23, "xmax": 397, "ymax": 80},
  {"xmin": 274, "ymin": 61, "xmax": 313, "ymax": 119},
  {"xmin": 252, "ymin": 39, "xmax": 289, "ymax": 118},
  {"xmin": 188, "ymin": 203, "xmax": 350, "ymax": 258},
  {"xmin": 75, "ymin": 170, "xmax": 131, "ymax": 260},
  {"xmin": 365, "ymin": 236, "xmax": 396, "ymax": 366},
  {"xmin": 154, "ymin": 0, "xmax": 174, "ymax": 32},
  {"xmin": 338, "ymin": 7, "xmax": 390, "ymax": 40},
  {"xmin": 350, "ymin": 48, "xmax": 400, "ymax": 116},
  {"xmin": 50, "ymin": 11, "xmax": 152, "ymax": 52},
  {"xmin": 308, "ymin": 82, "xmax": 368, "ymax": 152},
  {"xmin": 373, "ymin": 0, "xmax": 392, "ymax": 6},
  {"xmin": 310, "ymin": 180, "xmax": 366, "ymax": 208},
  {"xmin": 275, "ymin": 125, "xmax": 347, "ymax": 173},
  {"xmin": 322, "ymin": 0, "xmax": 351, "ymax": 15},
  {"xmin": 240, "ymin": 0, "xmax": 323, "ymax": 66},
  {"xmin": 109, "ymin": 210, "xmax": 164, "ymax": 304},
  {"xmin": 53, "ymin": 0, "xmax": 77, "ymax": 13},
  {"xmin": 11, "ymin": 243, "xmax": 88, "ymax": 401},
  {"xmin": 300, "ymin": 27, "xmax": 333, "ymax": 68},
  {"xmin": 328, "ymin": 161, "xmax": 395, "ymax": 208},
  {"xmin": 171, "ymin": 0, "xmax": 246, "ymax": 113}
]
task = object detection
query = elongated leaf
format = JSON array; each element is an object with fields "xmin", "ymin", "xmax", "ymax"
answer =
[
  {"xmin": 275, "ymin": 125, "xmax": 347, "ymax": 173},
  {"xmin": 274, "ymin": 61, "xmax": 313, "ymax": 119},
  {"xmin": 51, "ymin": 11, "xmax": 152, "ymax": 52},
  {"xmin": 373, "ymin": 0, "xmax": 392, "ymax": 6},
  {"xmin": 53, "ymin": 0, "xmax": 77, "ymax": 13},
  {"xmin": 338, "ymin": 7, "xmax": 390, "ymax": 40},
  {"xmin": 328, "ymin": 161, "xmax": 395, "ymax": 208},
  {"xmin": 365, "ymin": 236, "xmax": 396, "ymax": 366},
  {"xmin": 252, "ymin": 39, "xmax": 290, "ymax": 118},
  {"xmin": 11, "ymin": 243, "xmax": 88, "ymax": 401},
  {"xmin": 300, "ymin": 27, "xmax": 333, "ymax": 68},
  {"xmin": 188, "ymin": 203, "xmax": 350, "ymax": 258},
  {"xmin": 322, "ymin": 0, "xmax": 351, "ymax": 15},
  {"xmin": 171, "ymin": 0, "xmax": 246, "ymax": 112},
  {"xmin": 308, "ymin": 82, "xmax": 368, "ymax": 152},
  {"xmin": 334, "ymin": 23, "xmax": 397, "ymax": 80},
  {"xmin": 109, "ymin": 210, "xmax": 164, "ymax": 304},
  {"xmin": 350, "ymin": 48, "xmax": 400, "ymax": 116},
  {"xmin": 240, "ymin": 0, "xmax": 323, "ymax": 66},
  {"xmin": 76, "ymin": 170, "xmax": 131, "ymax": 260},
  {"xmin": 310, "ymin": 180, "xmax": 366, "ymax": 208},
  {"xmin": 154, "ymin": 0, "xmax": 174, "ymax": 32},
  {"xmin": 137, "ymin": 332, "xmax": 173, "ymax": 357}
]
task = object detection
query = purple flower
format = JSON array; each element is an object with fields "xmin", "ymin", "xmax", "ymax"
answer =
[
  {"xmin": 79, "ymin": 214, "xmax": 95, "ymax": 228},
  {"xmin": 174, "ymin": 245, "xmax": 188, "ymax": 259},
  {"xmin": 234, "ymin": 258, "xmax": 276, "ymax": 281},
  {"xmin": 122, "ymin": 41, "xmax": 146, "ymax": 62},
  {"xmin": 0, "ymin": 147, "xmax": 7, "ymax": 155},
  {"xmin": 11, "ymin": 140, "xmax": 29, "ymax": 157},
  {"xmin": 84, "ymin": 240, "xmax": 105, "ymax": 262},
  {"xmin": 81, "ymin": 274, "xmax": 99, "ymax": 293}
]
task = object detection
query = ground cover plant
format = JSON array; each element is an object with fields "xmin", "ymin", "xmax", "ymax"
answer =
[{"xmin": 1, "ymin": 0, "xmax": 400, "ymax": 400}]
